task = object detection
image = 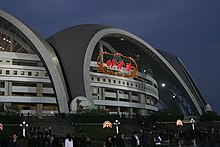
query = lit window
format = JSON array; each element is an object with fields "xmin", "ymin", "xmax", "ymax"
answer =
[
  {"xmin": 13, "ymin": 71, "xmax": 17, "ymax": 75},
  {"xmin": 34, "ymin": 72, "xmax": 39, "ymax": 76}
]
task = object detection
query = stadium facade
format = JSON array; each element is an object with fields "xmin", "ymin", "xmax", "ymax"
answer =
[{"xmin": 0, "ymin": 10, "xmax": 208, "ymax": 118}]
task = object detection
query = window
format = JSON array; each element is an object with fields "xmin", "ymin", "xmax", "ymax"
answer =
[
  {"xmin": 97, "ymin": 78, "xmax": 100, "ymax": 81},
  {"xmin": 91, "ymin": 77, "xmax": 94, "ymax": 81},
  {"xmin": 131, "ymin": 83, "xmax": 133, "ymax": 87},
  {"xmin": 5, "ymin": 70, "xmax": 10, "ymax": 75},
  {"xmin": 0, "ymin": 70, "xmax": 2, "ymax": 74},
  {"xmin": 13, "ymin": 71, "xmax": 17, "ymax": 75},
  {"xmin": 34, "ymin": 72, "xmax": 39, "ymax": 76},
  {"xmin": 118, "ymin": 81, "xmax": 121, "ymax": 84},
  {"xmin": 113, "ymin": 80, "xmax": 116, "ymax": 83},
  {"xmin": 108, "ymin": 79, "xmax": 111, "ymax": 83},
  {"xmin": 28, "ymin": 72, "xmax": 32, "ymax": 76},
  {"xmin": 0, "ymin": 60, "xmax": 2, "ymax": 62},
  {"xmin": 103, "ymin": 78, "xmax": 106, "ymax": 82},
  {"xmin": 6, "ymin": 60, "xmax": 10, "ymax": 63},
  {"xmin": 21, "ymin": 71, "xmax": 25, "ymax": 75},
  {"xmin": 44, "ymin": 73, "xmax": 48, "ymax": 77}
]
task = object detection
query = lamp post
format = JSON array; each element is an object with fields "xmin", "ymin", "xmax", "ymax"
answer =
[
  {"xmin": 190, "ymin": 118, "xmax": 195, "ymax": 131},
  {"xmin": 190, "ymin": 118, "xmax": 196, "ymax": 145},
  {"xmin": 20, "ymin": 121, "xmax": 28, "ymax": 137},
  {"xmin": 114, "ymin": 119, "xmax": 120, "ymax": 134}
]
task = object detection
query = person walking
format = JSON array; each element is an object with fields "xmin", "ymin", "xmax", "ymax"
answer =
[
  {"xmin": 153, "ymin": 132, "xmax": 162, "ymax": 146},
  {"xmin": 116, "ymin": 132, "xmax": 126, "ymax": 147},
  {"xmin": 106, "ymin": 135, "xmax": 113, "ymax": 147},
  {"xmin": 8, "ymin": 133, "xmax": 21, "ymax": 147},
  {"xmin": 49, "ymin": 135, "xmax": 58, "ymax": 147},
  {"xmin": 208, "ymin": 127, "xmax": 217, "ymax": 147},
  {"xmin": 131, "ymin": 131, "xmax": 140, "ymax": 147},
  {"xmin": 64, "ymin": 134, "xmax": 74, "ymax": 147}
]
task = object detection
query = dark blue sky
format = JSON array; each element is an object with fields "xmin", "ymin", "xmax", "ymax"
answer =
[{"xmin": 1, "ymin": 0, "xmax": 220, "ymax": 114}]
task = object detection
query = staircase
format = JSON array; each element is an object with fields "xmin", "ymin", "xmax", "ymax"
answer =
[{"xmin": 25, "ymin": 116, "xmax": 77, "ymax": 136}]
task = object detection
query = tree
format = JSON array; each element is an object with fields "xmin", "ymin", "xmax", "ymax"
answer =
[
  {"xmin": 200, "ymin": 111, "xmax": 220, "ymax": 121},
  {"xmin": 149, "ymin": 109, "xmax": 183, "ymax": 122}
]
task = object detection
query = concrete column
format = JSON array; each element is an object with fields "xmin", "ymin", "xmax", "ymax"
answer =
[
  {"xmin": 99, "ymin": 42, "xmax": 104, "ymax": 61},
  {"xmin": 116, "ymin": 90, "xmax": 120, "ymax": 115},
  {"xmin": 139, "ymin": 94, "xmax": 147, "ymax": 116},
  {"xmin": 4, "ymin": 81, "xmax": 12, "ymax": 111},
  {"xmin": 128, "ymin": 92, "xmax": 133, "ymax": 118},
  {"xmin": 9, "ymin": 37, "xmax": 13, "ymax": 52},
  {"xmin": 36, "ymin": 83, "xmax": 43, "ymax": 119},
  {"xmin": 99, "ymin": 87, "xmax": 105, "ymax": 110}
]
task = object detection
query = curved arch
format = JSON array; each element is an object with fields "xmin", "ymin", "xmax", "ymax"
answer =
[
  {"xmin": 84, "ymin": 28, "xmax": 203, "ymax": 115},
  {"xmin": 0, "ymin": 10, "xmax": 69, "ymax": 113}
]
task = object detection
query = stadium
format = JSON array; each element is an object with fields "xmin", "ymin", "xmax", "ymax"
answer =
[{"xmin": 0, "ymin": 9, "xmax": 208, "ymax": 118}]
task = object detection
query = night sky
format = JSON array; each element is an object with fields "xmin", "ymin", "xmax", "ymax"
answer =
[{"xmin": 1, "ymin": 0, "xmax": 220, "ymax": 114}]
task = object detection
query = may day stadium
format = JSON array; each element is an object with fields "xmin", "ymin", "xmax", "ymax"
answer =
[{"xmin": 0, "ymin": 9, "xmax": 209, "ymax": 119}]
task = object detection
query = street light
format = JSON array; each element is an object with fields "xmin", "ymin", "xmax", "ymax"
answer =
[
  {"xmin": 190, "ymin": 118, "xmax": 195, "ymax": 131},
  {"xmin": 190, "ymin": 118, "xmax": 196, "ymax": 145},
  {"xmin": 20, "ymin": 121, "xmax": 28, "ymax": 137},
  {"xmin": 114, "ymin": 119, "xmax": 120, "ymax": 134},
  {"xmin": 161, "ymin": 83, "xmax": 166, "ymax": 87}
]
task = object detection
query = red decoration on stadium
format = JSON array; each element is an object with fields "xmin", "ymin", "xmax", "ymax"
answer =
[
  {"xmin": 103, "ymin": 121, "xmax": 112, "ymax": 128},
  {"xmin": 0, "ymin": 123, "xmax": 3, "ymax": 130},
  {"xmin": 97, "ymin": 52, "xmax": 138, "ymax": 78}
]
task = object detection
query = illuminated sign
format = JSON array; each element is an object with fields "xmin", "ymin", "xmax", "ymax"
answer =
[
  {"xmin": 97, "ymin": 52, "xmax": 138, "ymax": 78},
  {"xmin": 176, "ymin": 119, "xmax": 183, "ymax": 126},
  {"xmin": 0, "ymin": 123, "xmax": 3, "ymax": 130},
  {"xmin": 103, "ymin": 121, "xmax": 112, "ymax": 128}
]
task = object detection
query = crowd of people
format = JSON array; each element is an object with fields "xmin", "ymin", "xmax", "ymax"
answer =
[
  {"xmin": 1, "ymin": 126, "xmax": 219, "ymax": 147},
  {"xmin": 1, "ymin": 132, "xmax": 91, "ymax": 147},
  {"xmin": 104, "ymin": 127, "xmax": 219, "ymax": 147}
]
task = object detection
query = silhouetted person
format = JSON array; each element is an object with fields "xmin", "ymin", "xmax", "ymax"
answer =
[
  {"xmin": 49, "ymin": 135, "xmax": 58, "ymax": 147},
  {"xmin": 208, "ymin": 127, "xmax": 217, "ymax": 147},
  {"xmin": 29, "ymin": 135, "xmax": 37, "ymax": 147},
  {"xmin": 8, "ymin": 133, "xmax": 21, "ymax": 147},
  {"xmin": 64, "ymin": 134, "xmax": 73, "ymax": 147},
  {"xmin": 131, "ymin": 131, "xmax": 140, "ymax": 147},
  {"xmin": 106, "ymin": 135, "xmax": 113, "ymax": 147},
  {"xmin": 20, "ymin": 135, "xmax": 29, "ymax": 147},
  {"xmin": 116, "ymin": 132, "xmax": 126, "ymax": 147},
  {"xmin": 37, "ymin": 133, "xmax": 45, "ymax": 147}
]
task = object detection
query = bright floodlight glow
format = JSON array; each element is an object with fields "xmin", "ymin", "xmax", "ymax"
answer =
[{"xmin": 161, "ymin": 83, "xmax": 166, "ymax": 87}]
